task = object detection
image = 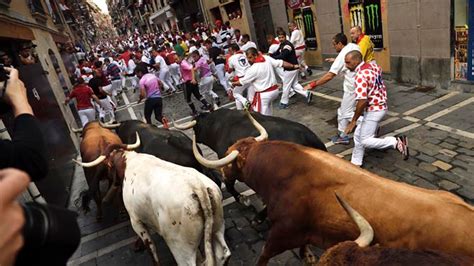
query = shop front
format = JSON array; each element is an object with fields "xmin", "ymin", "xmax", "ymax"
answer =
[
  {"xmin": 286, "ymin": 0, "xmax": 323, "ymax": 66},
  {"xmin": 341, "ymin": 0, "xmax": 390, "ymax": 72},
  {"xmin": 454, "ymin": 0, "xmax": 474, "ymax": 81}
]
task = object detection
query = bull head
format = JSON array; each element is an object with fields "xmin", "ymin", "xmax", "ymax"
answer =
[
  {"xmin": 99, "ymin": 121, "xmax": 122, "ymax": 129},
  {"xmin": 172, "ymin": 118, "xmax": 196, "ymax": 130},
  {"xmin": 192, "ymin": 111, "xmax": 268, "ymax": 169},
  {"xmin": 335, "ymin": 192, "xmax": 374, "ymax": 248}
]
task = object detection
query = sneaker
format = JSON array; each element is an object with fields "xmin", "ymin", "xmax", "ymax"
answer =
[
  {"xmin": 289, "ymin": 90, "xmax": 296, "ymax": 98},
  {"xmin": 331, "ymin": 135, "xmax": 350, "ymax": 145},
  {"xmin": 306, "ymin": 91, "xmax": 313, "ymax": 105},
  {"xmin": 243, "ymin": 101, "xmax": 251, "ymax": 110},
  {"xmin": 396, "ymin": 135, "xmax": 409, "ymax": 160},
  {"xmin": 214, "ymin": 97, "xmax": 221, "ymax": 106},
  {"xmin": 279, "ymin": 103, "xmax": 289, "ymax": 109},
  {"xmin": 307, "ymin": 68, "xmax": 313, "ymax": 76}
]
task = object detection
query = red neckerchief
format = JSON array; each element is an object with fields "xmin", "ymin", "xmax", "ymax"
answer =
[
  {"xmin": 271, "ymin": 39, "xmax": 280, "ymax": 45},
  {"xmin": 254, "ymin": 54, "xmax": 266, "ymax": 63},
  {"xmin": 235, "ymin": 50, "xmax": 243, "ymax": 54},
  {"xmin": 357, "ymin": 34, "xmax": 365, "ymax": 44}
]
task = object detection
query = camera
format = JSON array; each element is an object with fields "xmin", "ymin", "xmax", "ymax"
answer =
[
  {"xmin": 15, "ymin": 202, "xmax": 81, "ymax": 266},
  {"xmin": 0, "ymin": 63, "xmax": 11, "ymax": 114}
]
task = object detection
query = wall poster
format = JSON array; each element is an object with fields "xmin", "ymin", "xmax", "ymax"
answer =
[{"xmin": 348, "ymin": 0, "xmax": 383, "ymax": 49}]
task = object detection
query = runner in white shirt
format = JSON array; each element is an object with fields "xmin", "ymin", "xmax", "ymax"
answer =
[
  {"xmin": 231, "ymin": 48, "xmax": 300, "ymax": 116},
  {"xmin": 125, "ymin": 54, "xmax": 138, "ymax": 91},
  {"xmin": 305, "ymin": 33, "xmax": 361, "ymax": 145},
  {"xmin": 240, "ymin": 34, "xmax": 257, "ymax": 52},
  {"xmin": 152, "ymin": 48, "xmax": 177, "ymax": 93},
  {"xmin": 289, "ymin": 22, "xmax": 312, "ymax": 77},
  {"xmin": 227, "ymin": 44, "xmax": 252, "ymax": 110}
]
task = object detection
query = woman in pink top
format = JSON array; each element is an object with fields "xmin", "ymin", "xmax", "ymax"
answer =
[
  {"xmin": 191, "ymin": 50, "xmax": 220, "ymax": 107},
  {"xmin": 135, "ymin": 63, "xmax": 164, "ymax": 124},
  {"xmin": 178, "ymin": 55, "xmax": 212, "ymax": 115}
]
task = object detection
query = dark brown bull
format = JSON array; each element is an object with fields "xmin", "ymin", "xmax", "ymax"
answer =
[
  {"xmin": 77, "ymin": 122, "xmax": 138, "ymax": 220},
  {"xmin": 317, "ymin": 194, "xmax": 474, "ymax": 266},
  {"xmin": 192, "ymin": 111, "xmax": 474, "ymax": 265}
]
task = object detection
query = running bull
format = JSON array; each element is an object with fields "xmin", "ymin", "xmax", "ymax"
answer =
[
  {"xmin": 101, "ymin": 120, "xmax": 222, "ymax": 186},
  {"xmin": 173, "ymin": 108, "xmax": 327, "ymax": 202},
  {"xmin": 77, "ymin": 122, "xmax": 139, "ymax": 220},
  {"xmin": 74, "ymin": 136, "xmax": 231, "ymax": 266},
  {"xmin": 193, "ymin": 111, "xmax": 474, "ymax": 265},
  {"xmin": 317, "ymin": 194, "xmax": 474, "ymax": 266}
]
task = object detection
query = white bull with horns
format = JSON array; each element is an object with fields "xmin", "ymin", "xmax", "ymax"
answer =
[{"xmin": 74, "ymin": 134, "xmax": 231, "ymax": 266}]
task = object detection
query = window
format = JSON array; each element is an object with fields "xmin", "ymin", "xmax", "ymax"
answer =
[{"xmin": 29, "ymin": 0, "xmax": 46, "ymax": 15}]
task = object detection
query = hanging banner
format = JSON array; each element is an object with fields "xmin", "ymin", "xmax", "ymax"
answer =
[
  {"xmin": 348, "ymin": 0, "xmax": 383, "ymax": 49},
  {"xmin": 302, "ymin": 7, "xmax": 317, "ymax": 49}
]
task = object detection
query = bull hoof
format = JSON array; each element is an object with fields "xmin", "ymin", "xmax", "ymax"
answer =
[
  {"xmin": 303, "ymin": 254, "xmax": 318, "ymax": 265},
  {"xmin": 238, "ymin": 195, "xmax": 252, "ymax": 207},
  {"xmin": 133, "ymin": 238, "xmax": 146, "ymax": 252}
]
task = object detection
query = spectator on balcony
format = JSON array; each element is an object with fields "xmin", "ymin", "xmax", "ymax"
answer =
[{"xmin": 19, "ymin": 43, "xmax": 36, "ymax": 65}]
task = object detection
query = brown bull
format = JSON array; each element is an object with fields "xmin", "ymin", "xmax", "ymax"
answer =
[
  {"xmin": 193, "ymin": 112, "xmax": 474, "ymax": 265},
  {"xmin": 317, "ymin": 194, "xmax": 474, "ymax": 266},
  {"xmin": 77, "ymin": 122, "xmax": 134, "ymax": 220}
]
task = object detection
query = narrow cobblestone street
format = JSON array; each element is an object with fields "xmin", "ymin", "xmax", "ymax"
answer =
[{"xmin": 67, "ymin": 71, "xmax": 474, "ymax": 265}]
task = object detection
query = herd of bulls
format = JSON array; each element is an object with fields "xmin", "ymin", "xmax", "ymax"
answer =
[{"xmin": 73, "ymin": 109, "xmax": 474, "ymax": 265}]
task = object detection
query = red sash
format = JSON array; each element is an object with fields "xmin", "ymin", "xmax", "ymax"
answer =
[
  {"xmin": 295, "ymin": 45, "xmax": 306, "ymax": 50},
  {"xmin": 251, "ymin": 85, "xmax": 278, "ymax": 112}
]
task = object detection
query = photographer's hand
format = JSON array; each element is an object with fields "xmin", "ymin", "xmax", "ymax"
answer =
[
  {"xmin": 3, "ymin": 67, "xmax": 33, "ymax": 117},
  {"xmin": 0, "ymin": 168, "xmax": 30, "ymax": 266}
]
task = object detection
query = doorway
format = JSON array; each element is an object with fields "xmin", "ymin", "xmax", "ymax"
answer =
[{"xmin": 250, "ymin": 0, "xmax": 274, "ymax": 52}]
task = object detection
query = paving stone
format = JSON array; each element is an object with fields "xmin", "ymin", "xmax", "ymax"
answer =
[
  {"xmin": 233, "ymin": 217, "xmax": 249, "ymax": 230},
  {"xmin": 439, "ymin": 142, "xmax": 456, "ymax": 150},
  {"xmin": 414, "ymin": 179, "xmax": 438, "ymax": 190},
  {"xmin": 418, "ymin": 162, "xmax": 438, "ymax": 173},
  {"xmin": 451, "ymin": 160, "xmax": 474, "ymax": 172},
  {"xmin": 250, "ymin": 240, "xmax": 266, "ymax": 254},
  {"xmin": 233, "ymin": 244, "xmax": 255, "ymax": 260},
  {"xmin": 451, "ymin": 167, "xmax": 472, "ymax": 181},
  {"xmin": 438, "ymin": 149, "xmax": 458, "ymax": 157},
  {"xmin": 456, "ymin": 154, "xmax": 474, "ymax": 163},
  {"xmin": 434, "ymin": 154, "xmax": 453, "ymax": 163},
  {"xmin": 432, "ymin": 160, "xmax": 452, "ymax": 171},
  {"xmin": 456, "ymin": 187, "xmax": 474, "ymax": 200},
  {"xmin": 426, "ymin": 138, "xmax": 441, "ymax": 145},
  {"xmin": 225, "ymin": 218, "xmax": 235, "ymax": 229},
  {"xmin": 444, "ymin": 137, "xmax": 460, "ymax": 145},
  {"xmin": 416, "ymin": 153, "xmax": 436, "ymax": 163},
  {"xmin": 394, "ymin": 169, "xmax": 418, "ymax": 182},
  {"xmin": 240, "ymin": 227, "xmax": 261, "ymax": 243},
  {"xmin": 269, "ymin": 250, "xmax": 299, "ymax": 265},
  {"xmin": 457, "ymin": 148, "xmax": 474, "ymax": 156},
  {"xmin": 420, "ymin": 143, "xmax": 440, "ymax": 156},
  {"xmin": 414, "ymin": 170, "xmax": 439, "ymax": 183},
  {"xmin": 438, "ymin": 180, "xmax": 461, "ymax": 191},
  {"xmin": 458, "ymin": 141, "xmax": 474, "ymax": 149},
  {"xmin": 225, "ymin": 227, "xmax": 244, "ymax": 242}
]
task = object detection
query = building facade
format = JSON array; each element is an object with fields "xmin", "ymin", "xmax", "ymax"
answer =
[{"xmin": 0, "ymin": 0, "xmax": 84, "ymax": 206}]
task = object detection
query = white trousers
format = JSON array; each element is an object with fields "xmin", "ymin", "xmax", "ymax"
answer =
[
  {"xmin": 98, "ymin": 97, "xmax": 115, "ymax": 121},
  {"xmin": 338, "ymin": 91, "xmax": 357, "ymax": 133},
  {"xmin": 78, "ymin": 108, "xmax": 95, "ymax": 127},
  {"xmin": 169, "ymin": 63, "xmax": 182, "ymax": 85},
  {"xmin": 252, "ymin": 89, "xmax": 279, "ymax": 116},
  {"xmin": 215, "ymin": 64, "xmax": 230, "ymax": 92},
  {"xmin": 351, "ymin": 110, "xmax": 397, "ymax": 166},
  {"xmin": 102, "ymin": 84, "xmax": 117, "ymax": 105},
  {"xmin": 199, "ymin": 76, "xmax": 218, "ymax": 103},
  {"xmin": 233, "ymin": 83, "xmax": 251, "ymax": 110},
  {"xmin": 159, "ymin": 68, "xmax": 176, "ymax": 92},
  {"xmin": 295, "ymin": 49, "xmax": 307, "ymax": 67},
  {"xmin": 280, "ymin": 70, "xmax": 307, "ymax": 105},
  {"xmin": 124, "ymin": 76, "xmax": 139, "ymax": 89},
  {"xmin": 111, "ymin": 79, "xmax": 122, "ymax": 95}
]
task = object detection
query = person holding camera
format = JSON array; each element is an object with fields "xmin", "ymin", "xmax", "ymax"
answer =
[{"xmin": 0, "ymin": 67, "xmax": 80, "ymax": 265}]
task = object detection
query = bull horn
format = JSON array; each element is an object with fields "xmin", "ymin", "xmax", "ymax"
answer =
[
  {"xmin": 335, "ymin": 193, "xmax": 374, "ymax": 248},
  {"xmin": 72, "ymin": 155, "xmax": 106, "ymax": 168},
  {"xmin": 99, "ymin": 121, "xmax": 121, "ymax": 129},
  {"xmin": 245, "ymin": 111, "xmax": 268, "ymax": 142},
  {"xmin": 71, "ymin": 127, "xmax": 83, "ymax": 133},
  {"xmin": 126, "ymin": 132, "xmax": 141, "ymax": 149},
  {"xmin": 192, "ymin": 135, "xmax": 239, "ymax": 169},
  {"xmin": 172, "ymin": 119, "xmax": 196, "ymax": 130}
]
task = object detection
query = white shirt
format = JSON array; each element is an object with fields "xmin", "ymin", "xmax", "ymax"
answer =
[
  {"xmin": 141, "ymin": 55, "xmax": 150, "ymax": 64},
  {"xmin": 228, "ymin": 52, "xmax": 250, "ymax": 77},
  {"xmin": 329, "ymin": 43, "xmax": 360, "ymax": 93},
  {"xmin": 290, "ymin": 29, "xmax": 305, "ymax": 48},
  {"xmin": 239, "ymin": 55, "xmax": 282, "ymax": 92},
  {"xmin": 241, "ymin": 41, "xmax": 257, "ymax": 52},
  {"xmin": 154, "ymin": 55, "xmax": 169, "ymax": 71},
  {"xmin": 127, "ymin": 59, "xmax": 136, "ymax": 74},
  {"xmin": 268, "ymin": 43, "xmax": 280, "ymax": 55}
]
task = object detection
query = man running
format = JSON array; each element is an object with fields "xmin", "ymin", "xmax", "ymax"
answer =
[
  {"xmin": 288, "ymin": 22, "xmax": 312, "ymax": 77},
  {"xmin": 227, "ymin": 44, "xmax": 252, "ymax": 110},
  {"xmin": 135, "ymin": 63, "xmax": 164, "ymax": 125},
  {"xmin": 65, "ymin": 78, "xmax": 101, "ymax": 126},
  {"xmin": 344, "ymin": 50, "xmax": 408, "ymax": 166}
]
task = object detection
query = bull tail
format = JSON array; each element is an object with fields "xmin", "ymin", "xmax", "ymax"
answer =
[{"xmin": 193, "ymin": 186, "xmax": 215, "ymax": 266}]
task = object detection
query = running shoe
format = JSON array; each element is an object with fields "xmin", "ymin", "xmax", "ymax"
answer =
[
  {"xmin": 306, "ymin": 91, "xmax": 313, "ymax": 105},
  {"xmin": 279, "ymin": 103, "xmax": 289, "ymax": 109},
  {"xmin": 395, "ymin": 135, "xmax": 409, "ymax": 160},
  {"xmin": 331, "ymin": 135, "xmax": 350, "ymax": 145}
]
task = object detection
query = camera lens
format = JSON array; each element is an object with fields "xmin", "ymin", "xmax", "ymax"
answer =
[{"xmin": 15, "ymin": 202, "xmax": 81, "ymax": 266}]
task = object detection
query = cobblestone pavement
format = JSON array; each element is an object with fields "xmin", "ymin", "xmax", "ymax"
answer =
[{"xmin": 67, "ymin": 71, "xmax": 474, "ymax": 265}]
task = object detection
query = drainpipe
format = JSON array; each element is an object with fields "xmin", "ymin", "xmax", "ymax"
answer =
[{"xmin": 416, "ymin": 0, "xmax": 422, "ymax": 85}]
